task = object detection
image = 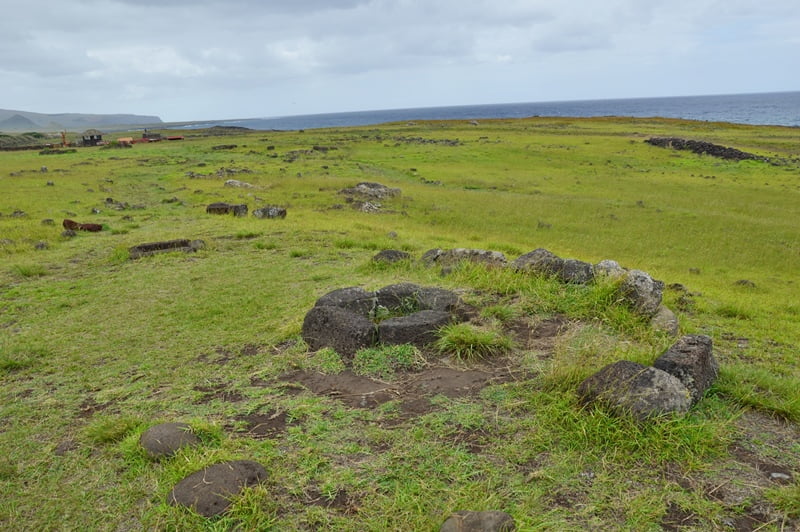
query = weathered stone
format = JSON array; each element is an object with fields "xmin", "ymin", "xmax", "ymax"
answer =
[
  {"xmin": 577, "ymin": 360, "xmax": 692, "ymax": 420},
  {"xmin": 617, "ymin": 269, "xmax": 664, "ymax": 317},
  {"xmin": 169, "ymin": 460, "xmax": 267, "ymax": 517},
  {"xmin": 139, "ymin": 422, "xmax": 201, "ymax": 459},
  {"xmin": 435, "ymin": 248, "xmax": 507, "ymax": 268},
  {"xmin": 339, "ymin": 182, "xmax": 401, "ymax": 199},
  {"xmin": 314, "ymin": 287, "xmax": 376, "ymax": 316},
  {"xmin": 594, "ymin": 259, "xmax": 627, "ymax": 280},
  {"xmin": 378, "ymin": 310, "xmax": 452, "ymax": 347},
  {"xmin": 421, "ymin": 248, "xmax": 444, "ymax": 265},
  {"xmin": 206, "ymin": 202, "xmax": 248, "ymax": 216},
  {"xmin": 372, "ymin": 249, "xmax": 411, "ymax": 263},
  {"xmin": 441, "ymin": 510, "xmax": 516, "ymax": 532},
  {"xmin": 224, "ymin": 179, "xmax": 253, "ymax": 188},
  {"xmin": 650, "ymin": 305, "xmax": 680, "ymax": 336},
  {"xmin": 302, "ymin": 305, "xmax": 376, "ymax": 357},
  {"xmin": 510, "ymin": 248, "xmax": 564, "ymax": 276},
  {"xmin": 653, "ymin": 335, "xmax": 718, "ymax": 405},
  {"xmin": 129, "ymin": 239, "xmax": 205, "ymax": 259},
  {"xmin": 559, "ymin": 258, "xmax": 594, "ymax": 284},
  {"xmin": 252, "ymin": 205, "xmax": 287, "ymax": 219}
]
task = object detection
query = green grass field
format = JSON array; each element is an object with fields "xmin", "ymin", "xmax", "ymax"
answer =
[{"xmin": 1, "ymin": 117, "xmax": 798, "ymax": 530}]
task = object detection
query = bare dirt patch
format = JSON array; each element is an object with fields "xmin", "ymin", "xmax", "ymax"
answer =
[
  {"xmin": 229, "ymin": 410, "xmax": 289, "ymax": 439},
  {"xmin": 193, "ymin": 383, "xmax": 245, "ymax": 403},
  {"xmin": 507, "ymin": 314, "xmax": 570, "ymax": 355}
]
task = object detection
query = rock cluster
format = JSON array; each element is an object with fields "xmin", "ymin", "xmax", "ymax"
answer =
[
  {"xmin": 301, "ymin": 283, "xmax": 466, "ymax": 357},
  {"xmin": 645, "ymin": 137, "xmax": 766, "ymax": 162},
  {"xmin": 577, "ymin": 334, "xmax": 718, "ymax": 420}
]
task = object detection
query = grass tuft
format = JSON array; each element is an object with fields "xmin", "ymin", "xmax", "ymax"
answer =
[
  {"xmin": 352, "ymin": 344, "xmax": 423, "ymax": 379},
  {"xmin": 435, "ymin": 322, "xmax": 513, "ymax": 361},
  {"xmin": 84, "ymin": 416, "xmax": 142, "ymax": 444}
]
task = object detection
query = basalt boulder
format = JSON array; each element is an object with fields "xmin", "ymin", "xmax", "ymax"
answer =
[
  {"xmin": 653, "ymin": 335, "xmax": 718, "ymax": 405},
  {"xmin": 302, "ymin": 305, "xmax": 377, "ymax": 358},
  {"xmin": 617, "ymin": 269, "xmax": 664, "ymax": 317},
  {"xmin": 169, "ymin": 460, "xmax": 267, "ymax": 517},
  {"xmin": 378, "ymin": 310, "xmax": 452, "ymax": 348},
  {"xmin": 139, "ymin": 422, "xmax": 201, "ymax": 459}
]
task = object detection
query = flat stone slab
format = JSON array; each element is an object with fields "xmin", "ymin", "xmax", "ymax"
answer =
[
  {"xmin": 577, "ymin": 360, "xmax": 692, "ymax": 420},
  {"xmin": 139, "ymin": 422, "xmax": 201, "ymax": 459},
  {"xmin": 441, "ymin": 510, "xmax": 516, "ymax": 531},
  {"xmin": 169, "ymin": 460, "xmax": 267, "ymax": 517}
]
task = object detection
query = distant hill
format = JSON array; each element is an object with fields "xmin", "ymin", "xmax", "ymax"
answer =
[{"xmin": 0, "ymin": 108, "xmax": 162, "ymax": 132}]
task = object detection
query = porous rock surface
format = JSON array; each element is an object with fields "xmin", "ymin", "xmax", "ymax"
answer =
[
  {"xmin": 252, "ymin": 205, "xmax": 286, "ymax": 219},
  {"xmin": 302, "ymin": 305, "xmax": 376, "ymax": 358},
  {"xmin": 617, "ymin": 269, "xmax": 664, "ymax": 317},
  {"xmin": 653, "ymin": 334, "xmax": 718, "ymax": 405},
  {"xmin": 577, "ymin": 360, "xmax": 692, "ymax": 420},
  {"xmin": 423, "ymin": 248, "xmax": 507, "ymax": 268},
  {"xmin": 169, "ymin": 460, "xmax": 267, "ymax": 517},
  {"xmin": 440, "ymin": 510, "xmax": 516, "ymax": 532},
  {"xmin": 378, "ymin": 310, "xmax": 452, "ymax": 347},
  {"xmin": 139, "ymin": 422, "xmax": 201, "ymax": 459},
  {"xmin": 511, "ymin": 248, "xmax": 594, "ymax": 284}
]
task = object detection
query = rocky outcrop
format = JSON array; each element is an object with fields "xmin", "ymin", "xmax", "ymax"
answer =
[
  {"xmin": 423, "ymin": 248, "xmax": 507, "ymax": 268},
  {"xmin": 169, "ymin": 460, "xmax": 267, "ymax": 517},
  {"xmin": 511, "ymin": 248, "xmax": 593, "ymax": 284},
  {"xmin": 206, "ymin": 202, "xmax": 248, "ymax": 216},
  {"xmin": 339, "ymin": 182, "xmax": 400, "ymax": 200},
  {"xmin": 252, "ymin": 205, "xmax": 287, "ymax": 219},
  {"xmin": 577, "ymin": 360, "xmax": 692, "ymax": 420},
  {"xmin": 128, "ymin": 239, "xmax": 205, "ymax": 259}
]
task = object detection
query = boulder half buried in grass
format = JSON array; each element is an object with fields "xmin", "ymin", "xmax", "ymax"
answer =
[
  {"xmin": 302, "ymin": 305, "xmax": 377, "ymax": 358},
  {"xmin": 440, "ymin": 510, "xmax": 516, "ymax": 531},
  {"xmin": 169, "ymin": 460, "xmax": 267, "ymax": 517},
  {"xmin": 139, "ymin": 422, "xmax": 200, "ymax": 459},
  {"xmin": 128, "ymin": 239, "xmax": 205, "ymax": 259},
  {"xmin": 617, "ymin": 269, "xmax": 664, "ymax": 317},
  {"xmin": 577, "ymin": 360, "xmax": 691, "ymax": 420}
]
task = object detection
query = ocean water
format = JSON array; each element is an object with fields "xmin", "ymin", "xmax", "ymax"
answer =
[{"xmin": 180, "ymin": 91, "xmax": 800, "ymax": 131}]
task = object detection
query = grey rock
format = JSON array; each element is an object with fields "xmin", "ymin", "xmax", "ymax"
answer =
[
  {"xmin": 128, "ymin": 239, "xmax": 205, "ymax": 259},
  {"xmin": 34, "ymin": 241, "xmax": 49, "ymax": 250},
  {"xmin": 314, "ymin": 287, "xmax": 376, "ymax": 316},
  {"xmin": 61, "ymin": 230, "xmax": 76, "ymax": 238},
  {"xmin": 653, "ymin": 335, "xmax": 718, "ymax": 405},
  {"xmin": 301, "ymin": 305, "xmax": 376, "ymax": 358},
  {"xmin": 372, "ymin": 249, "xmax": 411, "ymax": 263},
  {"xmin": 421, "ymin": 248, "xmax": 444, "ymax": 265},
  {"xmin": 224, "ymin": 179, "xmax": 253, "ymax": 188},
  {"xmin": 252, "ymin": 205, "xmax": 287, "ymax": 219},
  {"xmin": 511, "ymin": 248, "xmax": 564, "ymax": 276},
  {"xmin": 378, "ymin": 310, "xmax": 452, "ymax": 347},
  {"xmin": 593, "ymin": 259, "xmax": 627, "ymax": 280},
  {"xmin": 169, "ymin": 460, "xmax": 267, "ymax": 517},
  {"xmin": 435, "ymin": 248, "xmax": 508, "ymax": 268},
  {"xmin": 650, "ymin": 305, "xmax": 680, "ymax": 336},
  {"xmin": 441, "ymin": 510, "xmax": 516, "ymax": 532},
  {"xmin": 559, "ymin": 258, "xmax": 594, "ymax": 284},
  {"xmin": 617, "ymin": 269, "xmax": 664, "ymax": 317},
  {"xmin": 339, "ymin": 182, "xmax": 401, "ymax": 199},
  {"xmin": 139, "ymin": 422, "xmax": 201, "ymax": 459},
  {"xmin": 577, "ymin": 360, "xmax": 692, "ymax": 420}
]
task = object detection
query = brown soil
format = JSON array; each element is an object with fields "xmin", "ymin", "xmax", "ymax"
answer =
[{"xmin": 229, "ymin": 410, "xmax": 289, "ymax": 439}]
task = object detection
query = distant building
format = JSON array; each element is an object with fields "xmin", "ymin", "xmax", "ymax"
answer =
[{"xmin": 81, "ymin": 129, "xmax": 104, "ymax": 146}]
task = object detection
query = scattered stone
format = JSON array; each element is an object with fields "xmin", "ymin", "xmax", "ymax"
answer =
[
  {"xmin": 426, "ymin": 248, "xmax": 507, "ymax": 268},
  {"xmin": 645, "ymin": 137, "xmax": 767, "ymax": 162},
  {"xmin": 40, "ymin": 166, "xmax": 48, "ymax": 173},
  {"xmin": 224, "ymin": 179, "xmax": 253, "ymax": 188},
  {"xmin": 358, "ymin": 201, "xmax": 382, "ymax": 213},
  {"xmin": 378, "ymin": 310, "xmax": 452, "ymax": 347},
  {"xmin": 11, "ymin": 210, "xmax": 27, "ymax": 218},
  {"xmin": 168, "ymin": 460, "xmax": 267, "ymax": 517},
  {"xmin": 104, "ymin": 197, "xmax": 129, "ymax": 210},
  {"xmin": 139, "ymin": 422, "xmax": 201, "ymax": 459},
  {"xmin": 91, "ymin": 207, "xmax": 101, "ymax": 214},
  {"xmin": 441, "ymin": 510, "xmax": 516, "ymax": 531},
  {"xmin": 339, "ymin": 182, "xmax": 401, "ymax": 200},
  {"xmin": 617, "ymin": 269, "xmax": 664, "ymax": 317},
  {"xmin": 372, "ymin": 249, "xmax": 411, "ymax": 264},
  {"xmin": 252, "ymin": 205, "xmax": 287, "ymax": 219},
  {"xmin": 62, "ymin": 219, "xmax": 103, "ymax": 232},
  {"xmin": 302, "ymin": 305, "xmax": 377, "ymax": 358},
  {"xmin": 387, "ymin": 231, "xmax": 398, "ymax": 239},
  {"xmin": 206, "ymin": 202, "xmax": 248, "ymax": 216},
  {"xmin": 34, "ymin": 241, "xmax": 48, "ymax": 250},
  {"xmin": 653, "ymin": 335, "xmax": 718, "ymax": 405},
  {"xmin": 577, "ymin": 360, "xmax": 692, "ymax": 420},
  {"xmin": 61, "ymin": 230, "xmax": 77, "ymax": 238},
  {"xmin": 211, "ymin": 144, "xmax": 237, "ymax": 150},
  {"xmin": 650, "ymin": 305, "xmax": 680, "ymax": 336},
  {"xmin": 593, "ymin": 259, "xmax": 627, "ymax": 280},
  {"xmin": 46, "ymin": 181, "xmax": 55, "ymax": 186},
  {"xmin": 129, "ymin": 239, "xmax": 205, "ymax": 259},
  {"xmin": 41, "ymin": 219, "xmax": 55, "ymax": 226},
  {"xmin": 734, "ymin": 279, "xmax": 756, "ymax": 288}
]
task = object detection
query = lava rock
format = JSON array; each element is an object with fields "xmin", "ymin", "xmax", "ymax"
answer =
[
  {"xmin": 653, "ymin": 335, "xmax": 718, "ymax": 405},
  {"xmin": 577, "ymin": 360, "xmax": 692, "ymax": 420},
  {"xmin": 168, "ymin": 460, "xmax": 267, "ymax": 517},
  {"xmin": 139, "ymin": 422, "xmax": 201, "ymax": 459},
  {"xmin": 314, "ymin": 286, "xmax": 376, "ymax": 316},
  {"xmin": 617, "ymin": 269, "xmax": 664, "ymax": 317},
  {"xmin": 378, "ymin": 310, "xmax": 452, "ymax": 347},
  {"xmin": 302, "ymin": 305, "xmax": 377, "ymax": 358}
]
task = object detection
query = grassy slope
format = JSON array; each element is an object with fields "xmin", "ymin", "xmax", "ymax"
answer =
[{"xmin": 0, "ymin": 118, "xmax": 798, "ymax": 530}]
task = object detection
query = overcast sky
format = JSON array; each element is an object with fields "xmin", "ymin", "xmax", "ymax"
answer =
[{"xmin": 2, "ymin": 0, "xmax": 798, "ymax": 122}]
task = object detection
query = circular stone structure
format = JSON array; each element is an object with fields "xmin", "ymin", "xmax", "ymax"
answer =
[
  {"xmin": 301, "ymin": 283, "xmax": 467, "ymax": 356},
  {"xmin": 139, "ymin": 422, "xmax": 201, "ymax": 459}
]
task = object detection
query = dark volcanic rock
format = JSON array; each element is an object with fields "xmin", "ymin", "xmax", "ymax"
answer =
[
  {"xmin": 169, "ymin": 460, "xmax": 267, "ymax": 517},
  {"xmin": 372, "ymin": 249, "xmax": 411, "ymax": 263},
  {"xmin": 441, "ymin": 510, "xmax": 517, "ymax": 531},
  {"xmin": 139, "ymin": 422, "xmax": 201, "ymax": 459},
  {"xmin": 302, "ymin": 305, "xmax": 376, "ymax": 358},
  {"xmin": 434, "ymin": 248, "xmax": 508, "ymax": 268},
  {"xmin": 378, "ymin": 310, "xmax": 452, "ymax": 347},
  {"xmin": 314, "ymin": 286, "xmax": 376, "ymax": 315},
  {"xmin": 645, "ymin": 137, "xmax": 767, "ymax": 162},
  {"xmin": 577, "ymin": 360, "xmax": 691, "ymax": 420},
  {"xmin": 559, "ymin": 258, "xmax": 594, "ymax": 284},
  {"xmin": 128, "ymin": 239, "xmax": 205, "ymax": 259},
  {"xmin": 252, "ymin": 205, "xmax": 287, "ymax": 219},
  {"xmin": 653, "ymin": 335, "xmax": 718, "ymax": 405},
  {"xmin": 511, "ymin": 248, "xmax": 564, "ymax": 276}
]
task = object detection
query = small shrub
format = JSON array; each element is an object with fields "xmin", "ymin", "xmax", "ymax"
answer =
[
  {"xmin": 255, "ymin": 241, "xmax": 278, "ymax": 250},
  {"xmin": 353, "ymin": 344, "xmax": 423, "ymax": 379},
  {"xmin": 435, "ymin": 323, "xmax": 513, "ymax": 361},
  {"xmin": 235, "ymin": 231, "xmax": 262, "ymax": 240}
]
